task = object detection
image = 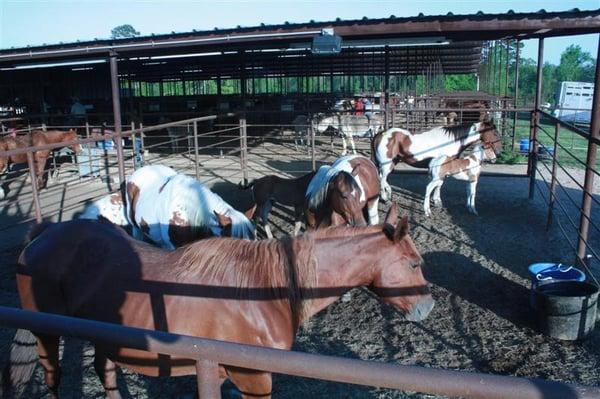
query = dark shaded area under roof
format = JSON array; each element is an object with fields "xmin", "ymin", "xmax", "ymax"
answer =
[{"xmin": 0, "ymin": 8, "xmax": 598, "ymax": 76}]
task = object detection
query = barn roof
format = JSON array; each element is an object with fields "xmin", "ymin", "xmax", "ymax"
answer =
[{"xmin": 0, "ymin": 8, "xmax": 598, "ymax": 77}]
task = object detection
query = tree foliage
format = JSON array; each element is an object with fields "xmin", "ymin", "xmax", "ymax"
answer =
[{"xmin": 111, "ymin": 24, "xmax": 140, "ymax": 39}]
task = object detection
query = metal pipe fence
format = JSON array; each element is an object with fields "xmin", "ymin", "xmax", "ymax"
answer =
[{"xmin": 0, "ymin": 306, "xmax": 598, "ymax": 399}]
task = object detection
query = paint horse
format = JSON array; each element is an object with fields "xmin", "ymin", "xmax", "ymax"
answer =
[
  {"xmin": 305, "ymin": 155, "xmax": 381, "ymax": 229},
  {"xmin": 372, "ymin": 121, "xmax": 502, "ymax": 202},
  {"xmin": 79, "ymin": 192, "xmax": 129, "ymax": 227},
  {"xmin": 424, "ymin": 142, "xmax": 497, "ymax": 217},
  {"xmin": 0, "ymin": 129, "xmax": 81, "ymax": 194},
  {"xmin": 9, "ymin": 204, "xmax": 433, "ymax": 399},
  {"xmin": 242, "ymin": 171, "xmax": 316, "ymax": 239},
  {"xmin": 125, "ymin": 165, "xmax": 255, "ymax": 249},
  {"xmin": 312, "ymin": 114, "xmax": 383, "ymax": 156}
]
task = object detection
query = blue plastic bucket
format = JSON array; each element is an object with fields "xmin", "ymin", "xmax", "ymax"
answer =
[
  {"xmin": 528, "ymin": 263, "xmax": 586, "ymax": 308},
  {"xmin": 519, "ymin": 138, "xmax": 530, "ymax": 153}
]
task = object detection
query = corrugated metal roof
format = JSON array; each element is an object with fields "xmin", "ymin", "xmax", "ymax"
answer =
[{"xmin": 0, "ymin": 8, "xmax": 598, "ymax": 60}]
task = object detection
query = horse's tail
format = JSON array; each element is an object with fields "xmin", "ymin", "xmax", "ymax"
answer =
[
  {"xmin": 370, "ymin": 132, "xmax": 380, "ymax": 168},
  {"xmin": 238, "ymin": 180, "xmax": 254, "ymax": 190},
  {"xmin": 26, "ymin": 220, "xmax": 53, "ymax": 243},
  {"xmin": 1, "ymin": 329, "xmax": 39, "ymax": 396}
]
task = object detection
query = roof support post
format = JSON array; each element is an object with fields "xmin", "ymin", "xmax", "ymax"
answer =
[
  {"xmin": 575, "ymin": 38, "xmax": 600, "ymax": 269},
  {"xmin": 384, "ymin": 46, "xmax": 390, "ymax": 129},
  {"xmin": 109, "ymin": 51, "xmax": 126, "ymax": 184},
  {"xmin": 528, "ymin": 38, "xmax": 543, "ymax": 199},
  {"xmin": 511, "ymin": 40, "xmax": 520, "ymax": 151}
]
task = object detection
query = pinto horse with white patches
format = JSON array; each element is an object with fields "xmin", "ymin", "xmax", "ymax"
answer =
[
  {"xmin": 79, "ymin": 192, "xmax": 129, "ymax": 227},
  {"xmin": 125, "ymin": 165, "xmax": 255, "ymax": 249},
  {"xmin": 424, "ymin": 143, "xmax": 497, "ymax": 217},
  {"xmin": 372, "ymin": 121, "xmax": 502, "ymax": 201},
  {"xmin": 305, "ymin": 155, "xmax": 380, "ymax": 229}
]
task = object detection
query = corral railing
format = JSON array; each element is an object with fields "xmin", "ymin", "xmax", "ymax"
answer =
[
  {"xmin": 0, "ymin": 305, "xmax": 598, "ymax": 399},
  {"xmin": 528, "ymin": 108, "xmax": 600, "ymax": 284}
]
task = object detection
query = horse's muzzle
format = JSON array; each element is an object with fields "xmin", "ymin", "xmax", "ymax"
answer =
[{"xmin": 404, "ymin": 297, "xmax": 435, "ymax": 322}]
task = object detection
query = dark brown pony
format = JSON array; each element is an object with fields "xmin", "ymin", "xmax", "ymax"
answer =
[
  {"xmin": 9, "ymin": 204, "xmax": 433, "ymax": 398},
  {"xmin": 0, "ymin": 129, "xmax": 81, "ymax": 190},
  {"xmin": 241, "ymin": 171, "xmax": 316, "ymax": 238},
  {"xmin": 305, "ymin": 155, "xmax": 381, "ymax": 229}
]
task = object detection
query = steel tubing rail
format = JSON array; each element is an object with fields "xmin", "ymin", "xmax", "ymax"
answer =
[
  {"xmin": 1, "ymin": 306, "xmax": 598, "ymax": 399},
  {"xmin": 539, "ymin": 111, "xmax": 598, "ymax": 144}
]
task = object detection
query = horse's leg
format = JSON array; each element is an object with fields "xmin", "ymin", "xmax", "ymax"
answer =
[
  {"xmin": 293, "ymin": 205, "xmax": 303, "ymax": 236},
  {"xmin": 35, "ymin": 334, "xmax": 61, "ymax": 398},
  {"xmin": 423, "ymin": 179, "xmax": 439, "ymax": 217},
  {"xmin": 94, "ymin": 349, "xmax": 123, "ymax": 399},
  {"xmin": 34, "ymin": 152, "xmax": 50, "ymax": 189},
  {"xmin": 366, "ymin": 197, "xmax": 379, "ymax": 225},
  {"xmin": 379, "ymin": 165, "xmax": 393, "ymax": 202},
  {"xmin": 227, "ymin": 368, "xmax": 272, "ymax": 399},
  {"xmin": 432, "ymin": 180, "xmax": 443, "ymax": 207},
  {"xmin": 259, "ymin": 200, "xmax": 274, "ymax": 239},
  {"xmin": 467, "ymin": 180, "xmax": 478, "ymax": 215},
  {"xmin": 349, "ymin": 135, "xmax": 357, "ymax": 155},
  {"xmin": 341, "ymin": 135, "xmax": 348, "ymax": 156}
]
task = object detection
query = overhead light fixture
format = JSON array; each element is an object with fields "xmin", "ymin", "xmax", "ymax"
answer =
[
  {"xmin": 0, "ymin": 58, "xmax": 106, "ymax": 70},
  {"xmin": 312, "ymin": 28, "xmax": 342, "ymax": 55},
  {"xmin": 342, "ymin": 37, "xmax": 451, "ymax": 48}
]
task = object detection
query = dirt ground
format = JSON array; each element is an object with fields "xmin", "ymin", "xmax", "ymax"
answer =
[{"xmin": 0, "ymin": 136, "xmax": 599, "ymax": 398}]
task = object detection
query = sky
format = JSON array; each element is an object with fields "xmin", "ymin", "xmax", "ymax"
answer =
[{"xmin": 0, "ymin": 0, "xmax": 598, "ymax": 64}]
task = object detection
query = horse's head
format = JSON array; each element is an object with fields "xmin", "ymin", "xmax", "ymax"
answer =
[
  {"xmin": 478, "ymin": 121, "xmax": 502, "ymax": 156},
  {"xmin": 65, "ymin": 129, "xmax": 82, "ymax": 153},
  {"xmin": 369, "ymin": 204, "xmax": 434, "ymax": 321},
  {"xmin": 214, "ymin": 204, "xmax": 257, "ymax": 240},
  {"xmin": 328, "ymin": 169, "xmax": 367, "ymax": 227}
]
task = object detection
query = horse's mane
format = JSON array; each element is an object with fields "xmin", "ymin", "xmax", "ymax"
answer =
[
  {"xmin": 305, "ymin": 166, "xmax": 359, "ymax": 212},
  {"xmin": 176, "ymin": 235, "xmax": 317, "ymax": 329},
  {"xmin": 441, "ymin": 123, "xmax": 477, "ymax": 141}
]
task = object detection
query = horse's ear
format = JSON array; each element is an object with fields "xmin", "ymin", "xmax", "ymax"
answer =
[
  {"xmin": 351, "ymin": 163, "xmax": 361, "ymax": 176},
  {"xmin": 214, "ymin": 211, "xmax": 232, "ymax": 227},
  {"xmin": 383, "ymin": 203, "xmax": 398, "ymax": 225},
  {"xmin": 244, "ymin": 204, "xmax": 257, "ymax": 220},
  {"xmin": 393, "ymin": 215, "xmax": 409, "ymax": 242}
]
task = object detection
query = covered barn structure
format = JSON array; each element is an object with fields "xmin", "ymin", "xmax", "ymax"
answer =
[{"xmin": 1, "ymin": 8, "xmax": 600, "ymax": 398}]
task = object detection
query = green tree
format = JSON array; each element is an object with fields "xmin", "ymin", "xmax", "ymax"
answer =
[
  {"xmin": 444, "ymin": 74, "xmax": 476, "ymax": 91},
  {"xmin": 111, "ymin": 24, "xmax": 140, "ymax": 39},
  {"xmin": 555, "ymin": 45, "xmax": 595, "ymax": 83}
]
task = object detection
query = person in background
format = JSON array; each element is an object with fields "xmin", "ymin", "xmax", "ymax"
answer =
[
  {"xmin": 363, "ymin": 97, "xmax": 373, "ymax": 122},
  {"xmin": 70, "ymin": 97, "xmax": 86, "ymax": 126},
  {"xmin": 354, "ymin": 96, "xmax": 365, "ymax": 116}
]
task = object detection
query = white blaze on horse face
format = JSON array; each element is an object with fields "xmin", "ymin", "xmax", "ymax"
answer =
[{"xmin": 331, "ymin": 155, "xmax": 366, "ymax": 202}]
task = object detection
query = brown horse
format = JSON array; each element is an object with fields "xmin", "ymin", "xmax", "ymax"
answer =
[
  {"xmin": 0, "ymin": 129, "xmax": 81, "ymax": 191},
  {"xmin": 371, "ymin": 121, "xmax": 502, "ymax": 201},
  {"xmin": 10, "ymin": 204, "xmax": 433, "ymax": 398},
  {"xmin": 241, "ymin": 171, "xmax": 316, "ymax": 238},
  {"xmin": 305, "ymin": 155, "xmax": 381, "ymax": 229}
]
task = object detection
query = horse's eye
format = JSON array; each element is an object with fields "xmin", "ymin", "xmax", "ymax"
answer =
[{"xmin": 410, "ymin": 260, "xmax": 421, "ymax": 269}]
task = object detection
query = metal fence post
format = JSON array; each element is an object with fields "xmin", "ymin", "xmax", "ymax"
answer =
[
  {"xmin": 130, "ymin": 121, "xmax": 136, "ymax": 170},
  {"xmin": 528, "ymin": 110, "xmax": 539, "ymax": 199},
  {"xmin": 239, "ymin": 117, "xmax": 248, "ymax": 186},
  {"xmin": 85, "ymin": 122, "xmax": 93, "ymax": 179},
  {"xmin": 109, "ymin": 52, "xmax": 126, "ymax": 185},
  {"xmin": 26, "ymin": 152, "xmax": 42, "ymax": 223},
  {"xmin": 546, "ymin": 122, "xmax": 560, "ymax": 230},
  {"xmin": 193, "ymin": 120, "xmax": 200, "ymax": 180},
  {"xmin": 196, "ymin": 359, "xmax": 221, "ymax": 399},
  {"xmin": 575, "ymin": 41, "xmax": 600, "ymax": 268},
  {"xmin": 139, "ymin": 122, "xmax": 146, "ymax": 164},
  {"xmin": 310, "ymin": 124, "xmax": 316, "ymax": 172}
]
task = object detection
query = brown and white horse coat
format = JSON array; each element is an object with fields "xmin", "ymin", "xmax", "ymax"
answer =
[
  {"xmin": 424, "ymin": 143, "xmax": 496, "ymax": 216},
  {"xmin": 372, "ymin": 121, "xmax": 502, "ymax": 201}
]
